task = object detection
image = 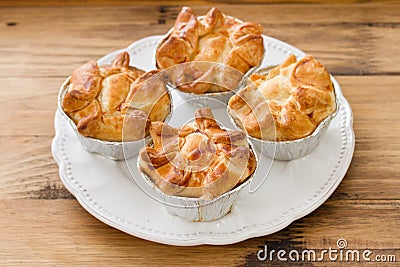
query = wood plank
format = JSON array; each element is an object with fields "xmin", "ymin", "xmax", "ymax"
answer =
[
  {"xmin": 0, "ymin": 0, "xmax": 396, "ymax": 7},
  {"xmin": 0, "ymin": 136, "xmax": 70, "ymax": 200},
  {"xmin": 0, "ymin": 199, "xmax": 398, "ymax": 265},
  {"xmin": 0, "ymin": 5, "xmax": 399, "ymax": 76},
  {"xmin": 0, "ymin": 200, "xmax": 248, "ymax": 266},
  {"xmin": 1, "ymin": 3, "xmax": 400, "ymax": 25},
  {"xmin": 0, "ymin": 77, "xmax": 59, "ymax": 136},
  {"xmin": 241, "ymin": 199, "xmax": 400, "ymax": 266}
]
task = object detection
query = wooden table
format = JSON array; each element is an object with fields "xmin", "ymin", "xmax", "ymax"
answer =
[{"xmin": 1, "ymin": 1, "xmax": 399, "ymax": 266}]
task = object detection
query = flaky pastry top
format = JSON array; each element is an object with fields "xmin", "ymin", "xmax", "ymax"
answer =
[
  {"xmin": 228, "ymin": 55, "xmax": 336, "ymax": 141},
  {"xmin": 155, "ymin": 7, "xmax": 264, "ymax": 94},
  {"xmin": 62, "ymin": 52, "xmax": 171, "ymax": 142},
  {"xmin": 138, "ymin": 108, "xmax": 256, "ymax": 198}
]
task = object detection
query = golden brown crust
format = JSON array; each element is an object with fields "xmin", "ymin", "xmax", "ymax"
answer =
[
  {"xmin": 228, "ymin": 55, "xmax": 336, "ymax": 141},
  {"xmin": 138, "ymin": 108, "xmax": 256, "ymax": 198},
  {"xmin": 62, "ymin": 61, "xmax": 102, "ymax": 112},
  {"xmin": 156, "ymin": 7, "xmax": 264, "ymax": 94},
  {"xmin": 62, "ymin": 52, "xmax": 171, "ymax": 142}
]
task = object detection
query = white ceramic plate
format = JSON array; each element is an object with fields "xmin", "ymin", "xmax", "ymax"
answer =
[{"xmin": 52, "ymin": 35, "xmax": 355, "ymax": 246}]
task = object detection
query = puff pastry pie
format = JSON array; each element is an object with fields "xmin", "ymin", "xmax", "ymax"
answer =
[
  {"xmin": 62, "ymin": 52, "xmax": 171, "ymax": 142},
  {"xmin": 138, "ymin": 108, "xmax": 257, "ymax": 198},
  {"xmin": 228, "ymin": 55, "xmax": 336, "ymax": 141},
  {"xmin": 156, "ymin": 7, "xmax": 264, "ymax": 94}
]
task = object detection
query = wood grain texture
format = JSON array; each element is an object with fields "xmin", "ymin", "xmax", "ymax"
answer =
[
  {"xmin": 0, "ymin": 1, "xmax": 399, "ymax": 266},
  {"xmin": 0, "ymin": 0, "xmax": 397, "ymax": 7},
  {"xmin": 0, "ymin": 4, "xmax": 400, "ymax": 77},
  {"xmin": 0, "ymin": 200, "xmax": 398, "ymax": 266}
]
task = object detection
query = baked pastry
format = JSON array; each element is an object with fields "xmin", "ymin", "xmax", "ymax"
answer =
[
  {"xmin": 156, "ymin": 7, "xmax": 264, "ymax": 94},
  {"xmin": 138, "ymin": 108, "xmax": 257, "ymax": 198},
  {"xmin": 228, "ymin": 55, "xmax": 336, "ymax": 141},
  {"xmin": 62, "ymin": 52, "xmax": 171, "ymax": 142}
]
